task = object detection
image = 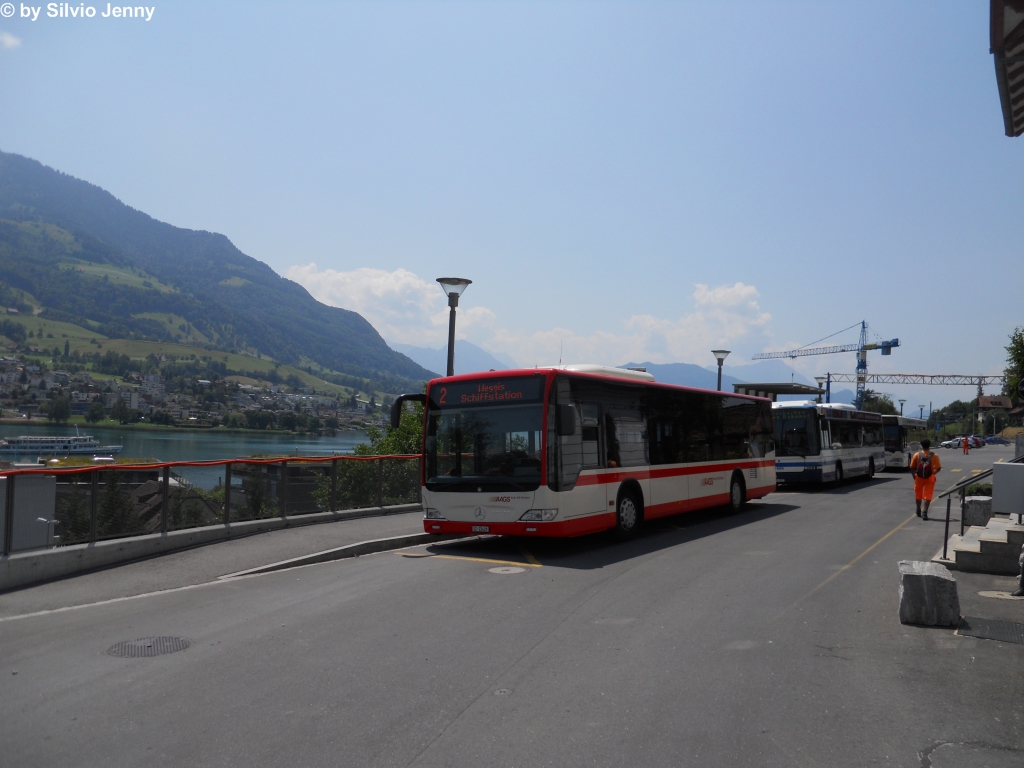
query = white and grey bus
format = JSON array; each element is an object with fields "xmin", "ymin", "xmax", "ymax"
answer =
[
  {"xmin": 881, "ymin": 415, "xmax": 929, "ymax": 470},
  {"xmin": 772, "ymin": 401, "xmax": 885, "ymax": 483}
]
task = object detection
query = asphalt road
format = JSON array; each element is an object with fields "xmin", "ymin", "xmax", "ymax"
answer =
[{"xmin": 2, "ymin": 445, "xmax": 1022, "ymax": 767}]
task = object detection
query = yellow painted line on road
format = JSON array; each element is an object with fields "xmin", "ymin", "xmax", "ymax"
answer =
[
  {"xmin": 520, "ymin": 549, "xmax": 542, "ymax": 566},
  {"xmin": 784, "ymin": 513, "xmax": 917, "ymax": 612},
  {"xmin": 396, "ymin": 552, "xmax": 541, "ymax": 568},
  {"xmin": 950, "ymin": 469, "xmax": 962, "ymax": 473}
]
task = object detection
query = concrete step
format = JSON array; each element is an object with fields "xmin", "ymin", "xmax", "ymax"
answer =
[{"xmin": 942, "ymin": 517, "xmax": 1024, "ymax": 576}]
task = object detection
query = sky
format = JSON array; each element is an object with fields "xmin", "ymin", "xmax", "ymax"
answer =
[{"xmin": 0, "ymin": 1, "xmax": 1020, "ymax": 410}]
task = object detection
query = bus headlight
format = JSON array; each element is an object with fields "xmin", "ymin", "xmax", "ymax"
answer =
[
  {"xmin": 519, "ymin": 509, "xmax": 558, "ymax": 522},
  {"xmin": 424, "ymin": 508, "xmax": 445, "ymax": 519}
]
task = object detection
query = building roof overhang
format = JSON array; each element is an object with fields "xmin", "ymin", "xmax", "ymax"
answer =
[{"xmin": 992, "ymin": 0, "xmax": 1024, "ymax": 136}]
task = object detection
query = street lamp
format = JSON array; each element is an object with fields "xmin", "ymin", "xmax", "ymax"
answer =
[
  {"xmin": 918, "ymin": 405, "xmax": 924, "ymax": 419},
  {"xmin": 711, "ymin": 350, "xmax": 730, "ymax": 391},
  {"xmin": 814, "ymin": 377, "xmax": 825, "ymax": 403},
  {"xmin": 898, "ymin": 399, "xmax": 906, "ymax": 415},
  {"xmin": 436, "ymin": 278, "xmax": 472, "ymax": 377}
]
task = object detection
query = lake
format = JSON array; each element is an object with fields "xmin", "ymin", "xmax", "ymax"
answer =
[{"xmin": 0, "ymin": 423, "xmax": 371, "ymax": 489}]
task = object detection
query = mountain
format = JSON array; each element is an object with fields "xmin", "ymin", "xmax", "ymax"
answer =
[
  {"xmin": 391, "ymin": 340, "xmax": 516, "ymax": 378},
  {"xmin": 622, "ymin": 360, "xmax": 857, "ymax": 403},
  {"xmin": 0, "ymin": 151, "xmax": 434, "ymax": 391}
]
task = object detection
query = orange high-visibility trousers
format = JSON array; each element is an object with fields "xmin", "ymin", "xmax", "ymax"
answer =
[{"xmin": 914, "ymin": 475, "xmax": 937, "ymax": 502}]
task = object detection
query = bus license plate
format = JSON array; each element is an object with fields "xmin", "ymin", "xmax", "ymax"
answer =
[{"xmin": 472, "ymin": 525, "xmax": 489, "ymax": 533}]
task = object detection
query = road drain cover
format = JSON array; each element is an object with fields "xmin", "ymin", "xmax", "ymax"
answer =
[
  {"xmin": 489, "ymin": 566, "xmax": 526, "ymax": 574},
  {"xmin": 106, "ymin": 637, "xmax": 192, "ymax": 658},
  {"xmin": 957, "ymin": 617, "xmax": 1024, "ymax": 645}
]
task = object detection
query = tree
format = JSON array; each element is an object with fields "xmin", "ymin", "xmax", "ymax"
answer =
[
  {"xmin": 63, "ymin": 339, "xmax": 70, "ymax": 357},
  {"xmin": 47, "ymin": 395, "xmax": 71, "ymax": 424},
  {"xmin": 860, "ymin": 390, "xmax": 898, "ymax": 415},
  {"xmin": 109, "ymin": 397, "xmax": 132, "ymax": 424},
  {"xmin": 1005, "ymin": 326, "xmax": 1024, "ymax": 400},
  {"xmin": 86, "ymin": 400, "xmax": 107, "ymax": 424}
]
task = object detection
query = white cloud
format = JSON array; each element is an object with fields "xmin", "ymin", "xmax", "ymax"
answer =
[
  {"xmin": 0, "ymin": 32, "xmax": 21, "ymax": 50},
  {"xmin": 287, "ymin": 263, "xmax": 771, "ymax": 366},
  {"xmin": 286, "ymin": 264, "xmax": 495, "ymax": 346}
]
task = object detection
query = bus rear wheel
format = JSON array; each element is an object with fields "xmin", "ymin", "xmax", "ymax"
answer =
[
  {"xmin": 614, "ymin": 490, "xmax": 642, "ymax": 539},
  {"xmin": 727, "ymin": 473, "xmax": 746, "ymax": 513}
]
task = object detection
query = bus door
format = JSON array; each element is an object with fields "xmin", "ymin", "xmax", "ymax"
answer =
[
  {"xmin": 647, "ymin": 411, "xmax": 688, "ymax": 517},
  {"xmin": 572, "ymin": 401, "xmax": 609, "ymax": 520}
]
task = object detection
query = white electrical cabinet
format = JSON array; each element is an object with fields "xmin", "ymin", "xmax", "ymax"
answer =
[{"xmin": 991, "ymin": 462, "xmax": 1024, "ymax": 516}]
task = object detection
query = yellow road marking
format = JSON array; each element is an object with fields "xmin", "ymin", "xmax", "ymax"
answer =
[
  {"xmin": 950, "ymin": 469, "xmax": 962, "ymax": 473},
  {"xmin": 972, "ymin": 470, "xmax": 982, "ymax": 474},
  {"xmin": 520, "ymin": 549, "xmax": 542, "ymax": 566},
  {"xmin": 396, "ymin": 552, "xmax": 541, "ymax": 568},
  {"xmin": 786, "ymin": 513, "xmax": 917, "ymax": 610},
  {"xmin": 998, "ymin": 458, "xmax": 1004, "ymax": 462}
]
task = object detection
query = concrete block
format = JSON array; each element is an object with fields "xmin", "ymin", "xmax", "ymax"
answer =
[
  {"xmin": 963, "ymin": 496, "xmax": 993, "ymax": 527},
  {"xmin": 898, "ymin": 560, "xmax": 960, "ymax": 627},
  {"xmin": 992, "ymin": 463, "xmax": 1024, "ymax": 516}
]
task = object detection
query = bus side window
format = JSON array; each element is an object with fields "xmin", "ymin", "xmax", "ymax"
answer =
[{"xmin": 580, "ymin": 403, "xmax": 601, "ymax": 469}]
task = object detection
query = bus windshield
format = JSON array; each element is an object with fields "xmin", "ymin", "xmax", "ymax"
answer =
[
  {"xmin": 773, "ymin": 409, "xmax": 818, "ymax": 457},
  {"xmin": 425, "ymin": 403, "xmax": 544, "ymax": 491}
]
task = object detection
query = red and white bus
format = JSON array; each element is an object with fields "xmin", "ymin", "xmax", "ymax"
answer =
[{"xmin": 391, "ymin": 365, "xmax": 776, "ymax": 538}]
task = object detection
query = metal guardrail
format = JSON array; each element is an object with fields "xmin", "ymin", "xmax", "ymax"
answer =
[
  {"xmin": 938, "ymin": 452, "xmax": 1024, "ymax": 561},
  {"xmin": 0, "ymin": 454, "xmax": 422, "ymax": 556}
]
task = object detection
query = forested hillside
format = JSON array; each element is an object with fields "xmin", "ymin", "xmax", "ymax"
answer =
[{"xmin": 0, "ymin": 151, "xmax": 433, "ymax": 392}]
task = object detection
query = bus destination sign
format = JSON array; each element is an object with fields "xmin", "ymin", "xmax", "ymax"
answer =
[{"xmin": 431, "ymin": 377, "xmax": 544, "ymax": 408}]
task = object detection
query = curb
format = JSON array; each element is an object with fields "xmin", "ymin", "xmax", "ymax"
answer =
[{"xmin": 219, "ymin": 532, "xmax": 465, "ymax": 579}]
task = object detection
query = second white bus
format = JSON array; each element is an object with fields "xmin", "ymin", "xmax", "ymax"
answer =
[{"xmin": 881, "ymin": 415, "xmax": 929, "ymax": 470}]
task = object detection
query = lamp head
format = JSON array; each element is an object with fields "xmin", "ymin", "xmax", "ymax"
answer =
[
  {"xmin": 711, "ymin": 349, "xmax": 730, "ymax": 365},
  {"xmin": 814, "ymin": 376, "xmax": 825, "ymax": 388},
  {"xmin": 436, "ymin": 277, "xmax": 472, "ymax": 297}
]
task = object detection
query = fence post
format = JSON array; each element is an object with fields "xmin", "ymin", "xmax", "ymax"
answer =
[
  {"xmin": 2, "ymin": 475, "xmax": 14, "ymax": 557},
  {"xmin": 90, "ymin": 470, "xmax": 98, "ymax": 544},
  {"xmin": 330, "ymin": 458, "xmax": 338, "ymax": 512},
  {"xmin": 280, "ymin": 461, "xmax": 288, "ymax": 518},
  {"xmin": 224, "ymin": 463, "xmax": 232, "ymax": 525},
  {"xmin": 377, "ymin": 458, "xmax": 384, "ymax": 509},
  {"xmin": 959, "ymin": 488, "xmax": 966, "ymax": 537},
  {"xmin": 161, "ymin": 466, "xmax": 169, "ymax": 533},
  {"xmin": 942, "ymin": 496, "xmax": 951, "ymax": 560}
]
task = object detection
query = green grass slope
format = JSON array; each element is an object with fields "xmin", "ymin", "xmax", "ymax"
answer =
[{"xmin": 0, "ymin": 150, "xmax": 432, "ymax": 390}]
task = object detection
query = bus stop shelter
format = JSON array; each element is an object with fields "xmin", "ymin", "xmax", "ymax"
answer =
[{"xmin": 731, "ymin": 383, "xmax": 825, "ymax": 402}]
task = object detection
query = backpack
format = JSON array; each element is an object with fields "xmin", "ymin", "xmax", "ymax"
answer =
[{"xmin": 915, "ymin": 452, "xmax": 933, "ymax": 479}]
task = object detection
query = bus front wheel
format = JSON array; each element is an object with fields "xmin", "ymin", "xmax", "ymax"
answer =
[
  {"xmin": 728, "ymin": 473, "xmax": 746, "ymax": 513},
  {"xmin": 614, "ymin": 490, "xmax": 642, "ymax": 539}
]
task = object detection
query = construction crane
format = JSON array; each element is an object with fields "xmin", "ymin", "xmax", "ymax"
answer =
[{"xmin": 751, "ymin": 321, "xmax": 899, "ymax": 408}]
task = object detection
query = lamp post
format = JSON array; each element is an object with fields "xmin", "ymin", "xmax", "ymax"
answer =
[
  {"xmin": 898, "ymin": 399, "xmax": 906, "ymax": 415},
  {"xmin": 436, "ymin": 278, "xmax": 472, "ymax": 377},
  {"xmin": 711, "ymin": 350, "xmax": 730, "ymax": 391},
  {"xmin": 918, "ymin": 405, "xmax": 924, "ymax": 419},
  {"xmin": 814, "ymin": 376, "xmax": 825, "ymax": 403}
]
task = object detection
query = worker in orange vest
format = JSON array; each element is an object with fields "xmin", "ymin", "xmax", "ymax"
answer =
[
  {"xmin": 962, "ymin": 436, "xmax": 970, "ymax": 455},
  {"xmin": 910, "ymin": 439, "xmax": 942, "ymax": 520}
]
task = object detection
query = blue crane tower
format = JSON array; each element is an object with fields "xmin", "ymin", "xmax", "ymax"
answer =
[{"xmin": 751, "ymin": 321, "xmax": 899, "ymax": 409}]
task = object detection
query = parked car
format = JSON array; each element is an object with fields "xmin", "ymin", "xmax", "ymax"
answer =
[
  {"xmin": 967, "ymin": 436, "xmax": 986, "ymax": 448},
  {"xmin": 940, "ymin": 437, "xmax": 962, "ymax": 449},
  {"xmin": 986, "ymin": 436, "xmax": 1010, "ymax": 445}
]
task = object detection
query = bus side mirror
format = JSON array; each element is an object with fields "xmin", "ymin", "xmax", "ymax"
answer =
[
  {"xmin": 391, "ymin": 393, "xmax": 426, "ymax": 430},
  {"xmin": 557, "ymin": 404, "xmax": 576, "ymax": 436}
]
